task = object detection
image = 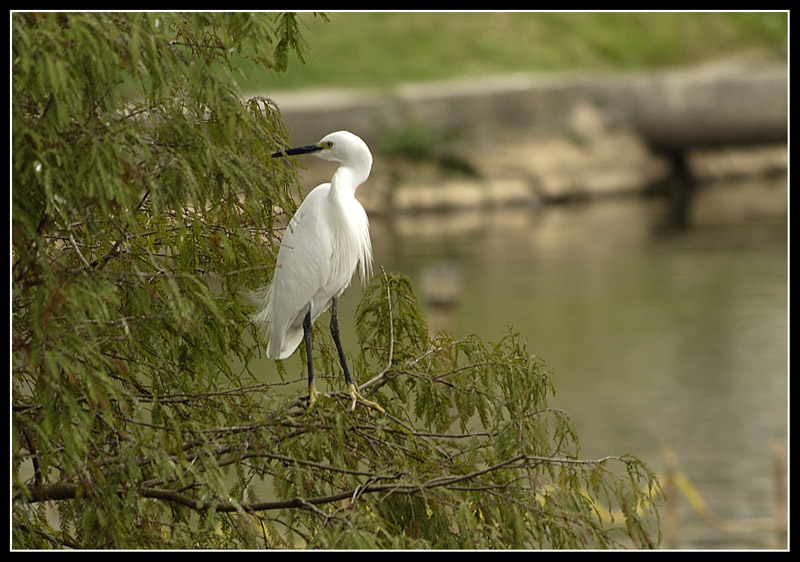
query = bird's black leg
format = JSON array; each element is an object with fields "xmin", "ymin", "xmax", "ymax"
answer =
[
  {"xmin": 330, "ymin": 296, "xmax": 354, "ymax": 387},
  {"xmin": 330, "ymin": 297, "xmax": 384, "ymax": 413},
  {"xmin": 303, "ymin": 308, "xmax": 318, "ymax": 407}
]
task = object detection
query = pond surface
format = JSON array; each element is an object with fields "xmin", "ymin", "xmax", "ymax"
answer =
[
  {"xmin": 354, "ymin": 183, "xmax": 787, "ymax": 549},
  {"xmin": 259, "ymin": 177, "xmax": 787, "ymax": 549}
]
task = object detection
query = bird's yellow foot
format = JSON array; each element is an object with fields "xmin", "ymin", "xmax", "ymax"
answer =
[
  {"xmin": 345, "ymin": 383, "xmax": 385, "ymax": 414},
  {"xmin": 307, "ymin": 382, "xmax": 320, "ymax": 409}
]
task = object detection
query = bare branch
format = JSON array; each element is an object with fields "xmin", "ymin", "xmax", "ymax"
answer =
[{"xmin": 361, "ymin": 267, "xmax": 394, "ymax": 392}]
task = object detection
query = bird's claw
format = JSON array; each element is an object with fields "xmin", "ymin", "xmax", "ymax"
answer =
[
  {"xmin": 307, "ymin": 383, "xmax": 320, "ymax": 409},
  {"xmin": 345, "ymin": 383, "xmax": 385, "ymax": 414},
  {"xmin": 305, "ymin": 382, "xmax": 384, "ymax": 414}
]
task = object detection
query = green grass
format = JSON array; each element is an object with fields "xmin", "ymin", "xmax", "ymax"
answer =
[{"xmin": 237, "ymin": 12, "xmax": 787, "ymax": 93}]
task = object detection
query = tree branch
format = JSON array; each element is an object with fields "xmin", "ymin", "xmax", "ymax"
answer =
[
  {"xmin": 16, "ymin": 453, "xmax": 630, "ymax": 513},
  {"xmin": 361, "ymin": 267, "xmax": 394, "ymax": 392}
]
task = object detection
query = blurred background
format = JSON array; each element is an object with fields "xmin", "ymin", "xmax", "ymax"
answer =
[{"xmin": 246, "ymin": 12, "xmax": 788, "ymax": 549}]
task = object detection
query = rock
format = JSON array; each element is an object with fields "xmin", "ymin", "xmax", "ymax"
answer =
[
  {"xmin": 268, "ymin": 62, "xmax": 786, "ymax": 213},
  {"xmin": 465, "ymin": 102, "xmax": 671, "ymax": 202}
]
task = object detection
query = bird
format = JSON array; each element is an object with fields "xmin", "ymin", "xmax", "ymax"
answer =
[{"xmin": 253, "ymin": 130, "xmax": 384, "ymax": 413}]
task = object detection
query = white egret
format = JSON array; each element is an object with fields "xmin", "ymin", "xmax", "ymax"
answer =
[{"xmin": 253, "ymin": 131, "xmax": 384, "ymax": 413}]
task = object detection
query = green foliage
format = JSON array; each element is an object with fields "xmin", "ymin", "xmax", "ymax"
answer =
[
  {"xmin": 12, "ymin": 13, "xmax": 661, "ymax": 550},
  {"xmin": 12, "ymin": 12, "xmax": 302, "ymax": 549},
  {"xmin": 244, "ymin": 271, "xmax": 661, "ymax": 549}
]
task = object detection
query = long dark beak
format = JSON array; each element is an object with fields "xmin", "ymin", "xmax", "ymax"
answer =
[{"xmin": 271, "ymin": 144, "xmax": 323, "ymax": 158}]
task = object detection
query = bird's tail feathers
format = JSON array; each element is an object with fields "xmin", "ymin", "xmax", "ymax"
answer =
[
  {"xmin": 249, "ymin": 284, "xmax": 273, "ymax": 326},
  {"xmin": 267, "ymin": 329, "xmax": 304, "ymax": 360}
]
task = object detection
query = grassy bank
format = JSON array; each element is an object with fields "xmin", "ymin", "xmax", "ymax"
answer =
[{"xmin": 238, "ymin": 12, "xmax": 787, "ymax": 92}]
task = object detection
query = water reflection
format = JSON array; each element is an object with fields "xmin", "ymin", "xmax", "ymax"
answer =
[{"xmin": 362, "ymin": 185, "xmax": 787, "ymax": 549}]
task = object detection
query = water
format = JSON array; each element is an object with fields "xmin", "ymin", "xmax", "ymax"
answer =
[
  {"xmin": 352, "ymin": 185, "xmax": 788, "ymax": 549},
  {"xmin": 257, "ymin": 177, "xmax": 787, "ymax": 548}
]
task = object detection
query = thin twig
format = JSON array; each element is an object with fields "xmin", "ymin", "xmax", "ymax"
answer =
[
  {"xmin": 361, "ymin": 267, "xmax": 394, "ymax": 391},
  {"xmin": 68, "ymin": 232, "xmax": 91, "ymax": 268},
  {"xmin": 169, "ymin": 40, "xmax": 227, "ymax": 50}
]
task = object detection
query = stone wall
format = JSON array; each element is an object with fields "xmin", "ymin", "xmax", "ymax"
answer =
[{"xmin": 263, "ymin": 59, "xmax": 787, "ymax": 215}]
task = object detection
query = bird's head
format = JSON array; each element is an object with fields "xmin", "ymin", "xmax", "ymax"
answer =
[{"xmin": 272, "ymin": 131, "xmax": 372, "ymax": 170}]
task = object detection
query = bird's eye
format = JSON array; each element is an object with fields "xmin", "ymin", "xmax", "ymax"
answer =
[{"xmin": 323, "ymin": 141, "xmax": 334, "ymax": 149}]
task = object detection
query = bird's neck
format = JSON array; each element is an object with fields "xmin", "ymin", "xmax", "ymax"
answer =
[{"xmin": 330, "ymin": 161, "xmax": 371, "ymax": 197}]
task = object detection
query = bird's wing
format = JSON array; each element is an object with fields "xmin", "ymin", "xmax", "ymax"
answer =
[
  {"xmin": 352, "ymin": 200, "xmax": 373, "ymax": 284},
  {"xmin": 267, "ymin": 185, "xmax": 334, "ymax": 358}
]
